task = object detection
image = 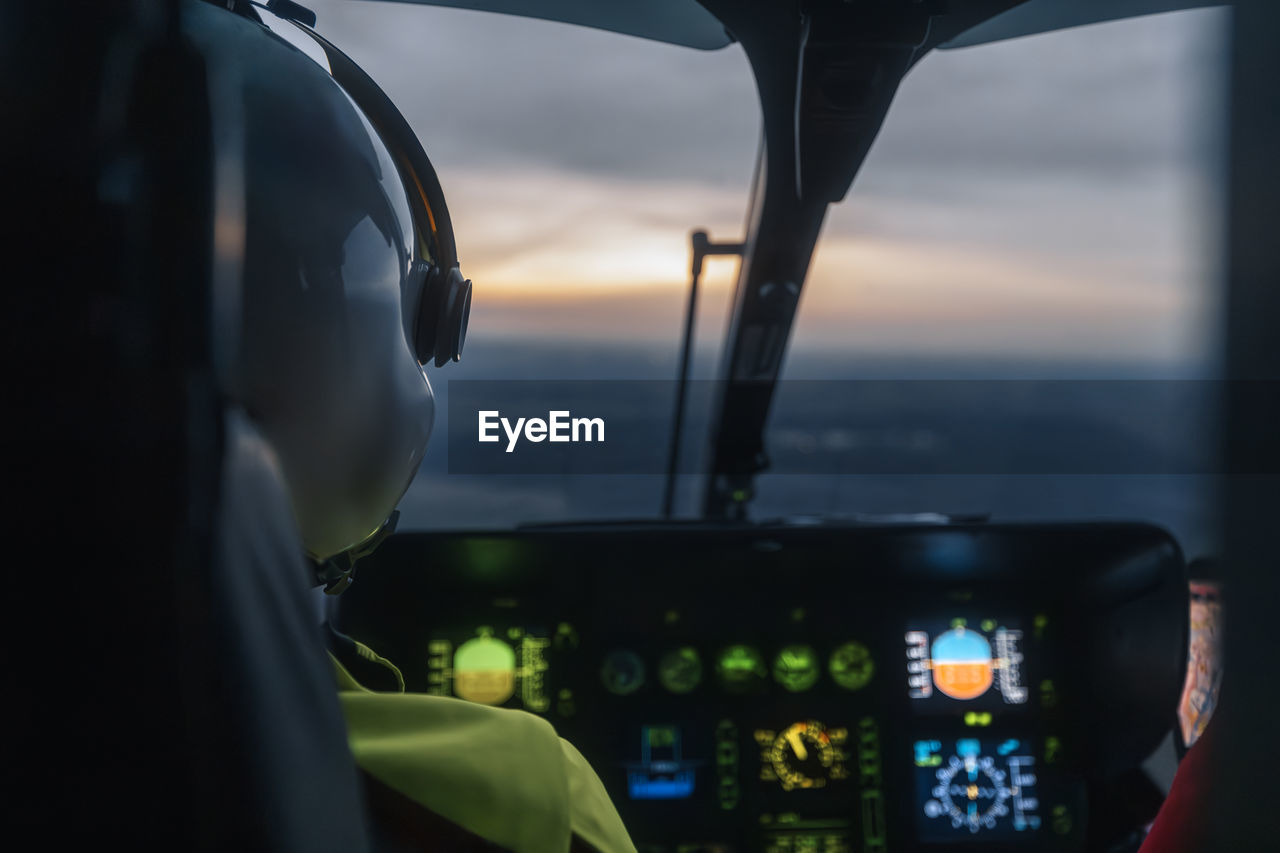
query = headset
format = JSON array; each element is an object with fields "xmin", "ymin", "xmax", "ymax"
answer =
[{"xmin": 286, "ymin": 8, "xmax": 472, "ymax": 369}]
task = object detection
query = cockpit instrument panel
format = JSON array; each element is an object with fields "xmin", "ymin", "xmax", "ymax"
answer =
[{"xmin": 337, "ymin": 522, "xmax": 1188, "ymax": 852}]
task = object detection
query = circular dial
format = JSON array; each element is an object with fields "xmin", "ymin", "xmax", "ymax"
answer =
[
  {"xmin": 829, "ymin": 641, "xmax": 875, "ymax": 691},
  {"xmin": 717, "ymin": 644, "xmax": 766, "ymax": 693},
  {"xmin": 770, "ymin": 721, "xmax": 836, "ymax": 791},
  {"xmin": 658, "ymin": 646, "xmax": 703, "ymax": 694},
  {"xmin": 772, "ymin": 644, "xmax": 820, "ymax": 692},
  {"xmin": 926, "ymin": 752, "xmax": 1015, "ymax": 833},
  {"xmin": 599, "ymin": 649, "xmax": 645, "ymax": 696}
]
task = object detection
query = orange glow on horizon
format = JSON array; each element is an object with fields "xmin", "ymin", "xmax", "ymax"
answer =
[{"xmin": 444, "ymin": 167, "xmax": 1210, "ymax": 361}]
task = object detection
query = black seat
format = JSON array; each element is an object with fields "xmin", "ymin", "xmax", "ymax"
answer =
[
  {"xmin": 5, "ymin": 3, "xmax": 377, "ymax": 847},
  {"xmin": 195, "ymin": 408, "xmax": 374, "ymax": 852}
]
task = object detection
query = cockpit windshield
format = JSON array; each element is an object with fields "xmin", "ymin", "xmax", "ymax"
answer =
[
  {"xmin": 761, "ymin": 9, "xmax": 1228, "ymax": 556},
  {"xmin": 309, "ymin": 1, "xmax": 1227, "ymax": 553}
]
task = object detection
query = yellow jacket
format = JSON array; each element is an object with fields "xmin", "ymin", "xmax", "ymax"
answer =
[{"xmin": 332, "ymin": 645, "xmax": 635, "ymax": 853}]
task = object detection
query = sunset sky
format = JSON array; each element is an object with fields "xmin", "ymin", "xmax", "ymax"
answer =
[{"xmin": 299, "ymin": 0, "xmax": 1228, "ymax": 369}]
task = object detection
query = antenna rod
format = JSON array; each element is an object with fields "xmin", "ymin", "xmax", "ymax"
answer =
[{"xmin": 662, "ymin": 230, "xmax": 744, "ymax": 518}]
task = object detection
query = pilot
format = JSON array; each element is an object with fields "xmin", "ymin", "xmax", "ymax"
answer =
[{"xmin": 187, "ymin": 1, "xmax": 634, "ymax": 850}]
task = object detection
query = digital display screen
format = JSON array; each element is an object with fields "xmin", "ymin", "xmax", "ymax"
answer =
[
  {"xmin": 425, "ymin": 623, "xmax": 565, "ymax": 712},
  {"xmin": 626, "ymin": 725, "xmax": 697, "ymax": 800},
  {"xmin": 914, "ymin": 737, "xmax": 1041, "ymax": 840},
  {"xmin": 906, "ymin": 619, "xmax": 1028, "ymax": 707}
]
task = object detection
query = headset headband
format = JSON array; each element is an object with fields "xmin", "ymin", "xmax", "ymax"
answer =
[{"xmin": 297, "ymin": 23, "xmax": 471, "ymax": 368}]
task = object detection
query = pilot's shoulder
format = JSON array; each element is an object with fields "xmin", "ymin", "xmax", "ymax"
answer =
[
  {"xmin": 330, "ymin": 642, "xmax": 633, "ymax": 852},
  {"xmin": 338, "ymin": 690, "xmax": 601, "ymax": 853}
]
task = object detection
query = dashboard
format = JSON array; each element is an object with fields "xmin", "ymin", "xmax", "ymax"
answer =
[{"xmin": 334, "ymin": 522, "xmax": 1188, "ymax": 852}]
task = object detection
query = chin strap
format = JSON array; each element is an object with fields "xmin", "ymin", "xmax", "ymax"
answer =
[{"xmin": 312, "ymin": 510, "xmax": 400, "ymax": 595}]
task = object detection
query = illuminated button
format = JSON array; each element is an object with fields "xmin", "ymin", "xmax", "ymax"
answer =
[
  {"xmin": 772, "ymin": 643, "xmax": 820, "ymax": 692},
  {"xmin": 718, "ymin": 782, "xmax": 739, "ymax": 811},
  {"xmin": 658, "ymin": 646, "xmax": 703, "ymax": 694},
  {"xmin": 600, "ymin": 649, "xmax": 645, "ymax": 696},
  {"xmin": 829, "ymin": 641, "xmax": 875, "ymax": 691},
  {"xmin": 1040, "ymin": 678, "xmax": 1058, "ymax": 709},
  {"xmin": 453, "ymin": 630, "xmax": 516, "ymax": 705},
  {"xmin": 913, "ymin": 740, "xmax": 943, "ymax": 768},
  {"xmin": 717, "ymin": 645, "xmax": 767, "ymax": 693},
  {"xmin": 1044, "ymin": 736, "xmax": 1062, "ymax": 764},
  {"xmin": 520, "ymin": 636, "xmax": 551, "ymax": 712},
  {"xmin": 553, "ymin": 622, "xmax": 579, "ymax": 650},
  {"xmin": 1051, "ymin": 805, "xmax": 1073, "ymax": 835},
  {"xmin": 426, "ymin": 639, "xmax": 452, "ymax": 697}
]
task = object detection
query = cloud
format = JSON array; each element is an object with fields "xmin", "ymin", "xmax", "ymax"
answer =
[
  {"xmin": 862, "ymin": 9, "xmax": 1229, "ymax": 185},
  {"xmin": 304, "ymin": 0, "xmax": 760, "ymax": 186},
  {"xmin": 444, "ymin": 167, "xmax": 749, "ymax": 289}
]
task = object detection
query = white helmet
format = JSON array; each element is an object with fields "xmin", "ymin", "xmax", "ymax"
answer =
[{"xmin": 189, "ymin": 0, "xmax": 471, "ymax": 564}]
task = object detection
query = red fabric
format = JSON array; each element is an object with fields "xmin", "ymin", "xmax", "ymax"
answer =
[{"xmin": 1138, "ymin": 721, "xmax": 1216, "ymax": 853}]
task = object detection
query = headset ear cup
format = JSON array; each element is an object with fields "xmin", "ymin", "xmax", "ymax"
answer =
[
  {"xmin": 433, "ymin": 267, "xmax": 471, "ymax": 368},
  {"xmin": 415, "ymin": 265, "xmax": 472, "ymax": 368}
]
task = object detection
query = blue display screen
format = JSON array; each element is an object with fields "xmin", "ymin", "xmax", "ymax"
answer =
[
  {"xmin": 626, "ymin": 725, "xmax": 697, "ymax": 801},
  {"xmin": 914, "ymin": 737, "xmax": 1042, "ymax": 840},
  {"xmin": 628, "ymin": 771, "xmax": 696, "ymax": 800}
]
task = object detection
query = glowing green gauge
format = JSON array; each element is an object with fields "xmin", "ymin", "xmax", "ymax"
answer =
[
  {"xmin": 772, "ymin": 644, "xmax": 820, "ymax": 692},
  {"xmin": 600, "ymin": 649, "xmax": 645, "ymax": 696},
  {"xmin": 453, "ymin": 629, "xmax": 516, "ymax": 705},
  {"xmin": 829, "ymin": 641, "xmax": 875, "ymax": 691},
  {"xmin": 658, "ymin": 646, "xmax": 703, "ymax": 694},
  {"xmin": 717, "ymin": 644, "xmax": 767, "ymax": 693}
]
